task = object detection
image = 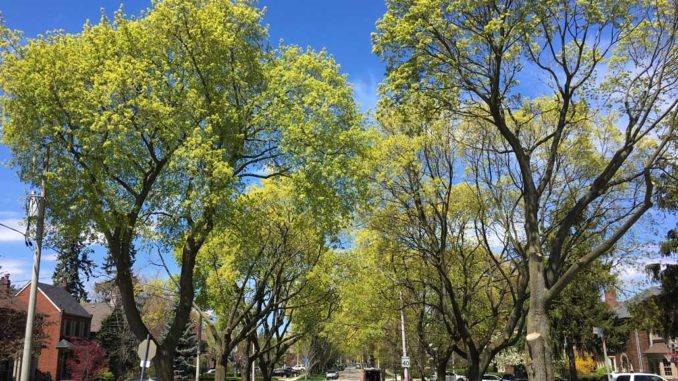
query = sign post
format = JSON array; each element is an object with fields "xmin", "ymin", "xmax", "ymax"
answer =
[
  {"xmin": 137, "ymin": 335, "xmax": 157, "ymax": 381},
  {"xmin": 593, "ymin": 327, "xmax": 611, "ymax": 381},
  {"xmin": 401, "ymin": 356, "xmax": 410, "ymax": 369}
]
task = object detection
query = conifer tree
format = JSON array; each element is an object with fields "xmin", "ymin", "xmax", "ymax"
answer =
[
  {"xmin": 97, "ymin": 306, "xmax": 138, "ymax": 380},
  {"xmin": 173, "ymin": 320, "xmax": 198, "ymax": 380},
  {"xmin": 51, "ymin": 237, "xmax": 94, "ymax": 302}
]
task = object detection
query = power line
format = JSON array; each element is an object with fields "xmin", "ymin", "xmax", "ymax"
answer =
[{"xmin": 0, "ymin": 221, "xmax": 26, "ymax": 237}]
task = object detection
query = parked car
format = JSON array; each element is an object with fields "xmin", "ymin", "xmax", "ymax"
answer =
[
  {"xmin": 482, "ymin": 375, "xmax": 501, "ymax": 381},
  {"xmin": 292, "ymin": 365, "xmax": 306, "ymax": 372},
  {"xmin": 326, "ymin": 370, "xmax": 339, "ymax": 380},
  {"xmin": 356, "ymin": 364, "xmax": 362, "ymax": 369},
  {"xmin": 614, "ymin": 374, "xmax": 667, "ymax": 381},
  {"xmin": 273, "ymin": 368, "xmax": 286, "ymax": 377},
  {"xmin": 443, "ymin": 371, "xmax": 466, "ymax": 381},
  {"xmin": 500, "ymin": 375, "xmax": 527, "ymax": 381},
  {"xmin": 283, "ymin": 368, "xmax": 296, "ymax": 377}
]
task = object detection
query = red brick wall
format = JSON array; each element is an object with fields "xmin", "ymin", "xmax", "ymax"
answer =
[
  {"xmin": 15, "ymin": 285, "xmax": 62, "ymax": 381},
  {"xmin": 613, "ymin": 329, "xmax": 652, "ymax": 372}
]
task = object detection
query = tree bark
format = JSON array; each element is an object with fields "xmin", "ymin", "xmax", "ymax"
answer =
[
  {"xmin": 566, "ymin": 339, "xmax": 577, "ymax": 381},
  {"xmin": 525, "ymin": 257, "xmax": 554, "ymax": 381},
  {"xmin": 153, "ymin": 346, "xmax": 174, "ymax": 381},
  {"xmin": 214, "ymin": 353, "xmax": 226, "ymax": 381},
  {"xmin": 465, "ymin": 363, "xmax": 480, "ymax": 381}
]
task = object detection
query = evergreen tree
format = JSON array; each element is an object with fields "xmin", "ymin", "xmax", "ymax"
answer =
[
  {"xmin": 51, "ymin": 237, "xmax": 94, "ymax": 302},
  {"xmin": 173, "ymin": 320, "xmax": 198, "ymax": 380},
  {"xmin": 97, "ymin": 306, "xmax": 138, "ymax": 380}
]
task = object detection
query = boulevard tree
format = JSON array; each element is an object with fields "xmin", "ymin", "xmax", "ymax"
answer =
[
  {"xmin": 194, "ymin": 179, "xmax": 346, "ymax": 381},
  {"xmin": 0, "ymin": 0, "xmax": 368, "ymax": 378},
  {"xmin": 373, "ymin": 0, "xmax": 676, "ymax": 379},
  {"xmin": 358, "ymin": 103, "xmax": 528, "ymax": 380}
]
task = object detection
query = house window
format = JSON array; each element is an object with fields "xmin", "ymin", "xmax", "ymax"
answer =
[{"xmin": 663, "ymin": 359, "xmax": 673, "ymax": 376}]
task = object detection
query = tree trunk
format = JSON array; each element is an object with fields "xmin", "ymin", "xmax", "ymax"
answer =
[
  {"xmin": 525, "ymin": 257, "xmax": 554, "ymax": 381},
  {"xmin": 566, "ymin": 340, "xmax": 577, "ymax": 381},
  {"xmin": 214, "ymin": 353, "xmax": 226, "ymax": 381},
  {"xmin": 153, "ymin": 347, "xmax": 174, "ymax": 381},
  {"xmin": 465, "ymin": 352, "xmax": 492, "ymax": 381},
  {"xmin": 465, "ymin": 360, "xmax": 480, "ymax": 381},
  {"xmin": 435, "ymin": 353, "xmax": 450, "ymax": 381},
  {"xmin": 436, "ymin": 362, "xmax": 447, "ymax": 381}
]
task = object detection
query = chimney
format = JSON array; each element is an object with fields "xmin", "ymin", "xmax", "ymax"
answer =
[
  {"xmin": 0, "ymin": 275, "xmax": 11, "ymax": 304},
  {"xmin": 605, "ymin": 286, "xmax": 618, "ymax": 308}
]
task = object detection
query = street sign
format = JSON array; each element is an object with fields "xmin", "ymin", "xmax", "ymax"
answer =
[
  {"xmin": 137, "ymin": 339, "xmax": 157, "ymax": 362},
  {"xmin": 140, "ymin": 360, "xmax": 152, "ymax": 368},
  {"xmin": 401, "ymin": 356, "xmax": 410, "ymax": 368}
]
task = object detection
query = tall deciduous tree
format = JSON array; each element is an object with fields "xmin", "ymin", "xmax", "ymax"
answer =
[
  {"xmin": 1, "ymin": 0, "xmax": 367, "ymax": 379},
  {"xmin": 373, "ymin": 0, "xmax": 676, "ymax": 379},
  {"xmin": 195, "ymin": 179, "xmax": 345, "ymax": 381},
  {"xmin": 355, "ymin": 104, "xmax": 528, "ymax": 379}
]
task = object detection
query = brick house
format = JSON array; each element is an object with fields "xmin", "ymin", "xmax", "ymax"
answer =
[
  {"xmin": 14, "ymin": 282, "xmax": 92, "ymax": 381},
  {"xmin": 605, "ymin": 288, "xmax": 678, "ymax": 380}
]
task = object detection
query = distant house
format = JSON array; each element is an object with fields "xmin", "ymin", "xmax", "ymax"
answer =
[
  {"xmin": 13, "ymin": 282, "xmax": 93, "ymax": 381},
  {"xmin": 82, "ymin": 302, "xmax": 113, "ymax": 338},
  {"xmin": 605, "ymin": 287, "xmax": 678, "ymax": 379}
]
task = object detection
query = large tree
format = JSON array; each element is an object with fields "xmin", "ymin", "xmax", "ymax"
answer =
[
  {"xmin": 0, "ymin": 0, "xmax": 367, "ymax": 378},
  {"xmin": 373, "ymin": 0, "xmax": 676, "ymax": 379},
  {"xmin": 194, "ymin": 179, "xmax": 344, "ymax": 381},
  {"xmin": 51, "ymin": 235, "xmax": 95, "ymax": 302},
  {"xmin": 355, "ymin": 103, "xmax": 528, "ymax": 380}
]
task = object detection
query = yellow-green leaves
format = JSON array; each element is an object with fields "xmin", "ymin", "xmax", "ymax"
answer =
[{"xmin": 1, "ymin": 0, "xmax": 370, "ymax": 247}]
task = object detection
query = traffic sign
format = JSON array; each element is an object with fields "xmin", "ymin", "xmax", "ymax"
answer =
[
  {"xmin": 401, "ymin": 356, "xmax": 410, "ymax": 368},
  {"xmin": 137, "ymin": 339, "xmax": 157, "ymax": 363},
  {"xmin": 140, "ymin": 360, "xmax": 152, "ymax": 368}
]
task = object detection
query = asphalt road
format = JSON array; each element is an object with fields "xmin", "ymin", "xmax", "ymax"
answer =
[{"xmin": 337, "ymin": 367, "xmax": 362, "ymax": 381}]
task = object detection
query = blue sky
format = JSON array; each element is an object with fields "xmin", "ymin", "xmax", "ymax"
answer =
[{"xmin": 0, "ymin": 0, "xmax": 386, "ymax": 288}]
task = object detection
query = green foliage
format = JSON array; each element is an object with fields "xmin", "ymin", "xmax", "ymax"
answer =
[
  {"xmin": 1, "ymin": 0, "xmax": 369, "ymax": 378},
  {"xmin": 51, "ymin": 236, "xmax": 94, "ymax": 302},
  {"xmin": 550, "ymin": 263, "xmax": 628, "ymax": 357},
  {"xmin": 173, "ymin": 320, "xmax": 198, "ymax": 380},
  {"xmin": 97, "ymin": 306, "xmax": 138, "ymax": 381},
  {"xmin": 98, "ymin": 370, "xmax": 115, "ymax": 381}
]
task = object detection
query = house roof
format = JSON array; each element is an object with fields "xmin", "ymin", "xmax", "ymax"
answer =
[
  {"xmin": 612, "ymin": 287, "xmax": 661, "ymax": 319},
  {"xmin": 644, "ymin": 342, "xmax": 670, "ymax": 354},
  {"xmin": 82, "ymin": 302, "xmax": 113, "ymax": 332},
  {"xmin": 16, "ymin": 282, "xmax": 92, "ymax": 318}
]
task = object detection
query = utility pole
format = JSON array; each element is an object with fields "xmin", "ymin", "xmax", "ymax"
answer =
[
  {"xmin": 19, "ymin": 149, "xmax": 48, "ymax": 381},
  {"xmin": 399, "ymin": 290, "xmax": 408, "ymax": 381}
]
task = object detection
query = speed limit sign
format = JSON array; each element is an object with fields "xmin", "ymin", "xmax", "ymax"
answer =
[{"xmin": 401, "ymin": 356, "xmax": 410, "ymax": 368}]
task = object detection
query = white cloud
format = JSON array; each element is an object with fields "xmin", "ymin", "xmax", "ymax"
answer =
[
  {"xmin": 352, "ymin": 73, "xmax": 379, "ymax": 112},
  {"xmin": 0, "ymin": 258, "xmax": 29, "ymax": 276},
  {"xmin": 43, "ymin": 254, "xmax": 59, "ymax": 261},
  {"xmin": 614, "ymin": 254, "xmax": 677, "ymax": 282}
]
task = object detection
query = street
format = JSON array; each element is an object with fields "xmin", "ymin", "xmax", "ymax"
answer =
[{"xmin": 337, "ymin": 367, "xmax": 361, "ymax": 381}]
